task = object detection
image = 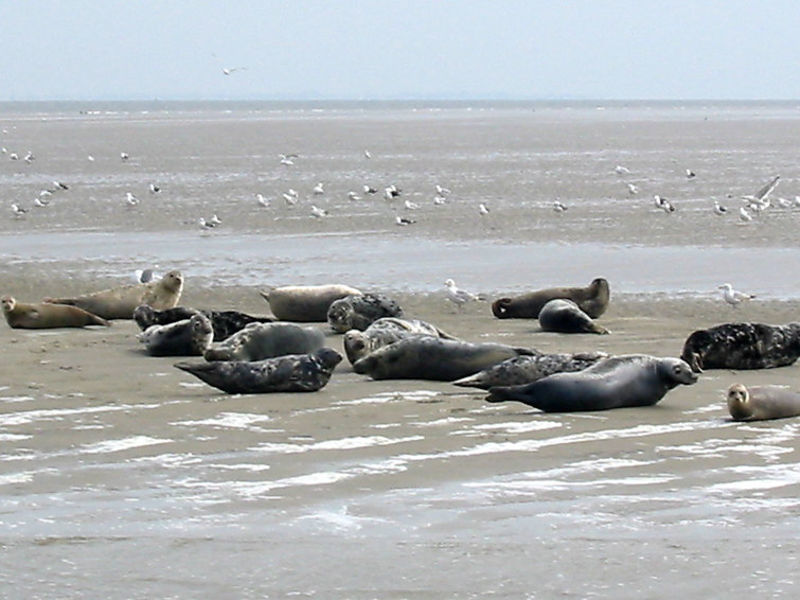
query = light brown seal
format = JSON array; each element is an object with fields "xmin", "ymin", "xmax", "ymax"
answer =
[
  {"xmin": 44, "ymin": 270, "xmax": 184, "ymax": 320},
  {"xmin": 727, "ymin": 383, "xmax": 800, "ymax": 421},
  {"xmin": 492, "ymin": 278, "xmax": 610, "ymax": 319},
  {"xmin": 259, "ymin": 284, "xmax": 362, "ymax": 322},
  {"xmin": 2, "ymin": 295, "xmax": 110, "ymax": 329}
]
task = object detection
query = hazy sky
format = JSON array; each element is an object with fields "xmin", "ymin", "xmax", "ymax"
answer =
[{"xmin": 2, "ymin": 1, "xmax": 800, "ymax": 101}]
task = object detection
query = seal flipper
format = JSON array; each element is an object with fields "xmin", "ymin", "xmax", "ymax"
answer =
[{"xmin": 485, "ymin": 384, "xmax": 534, "ymax": 405}]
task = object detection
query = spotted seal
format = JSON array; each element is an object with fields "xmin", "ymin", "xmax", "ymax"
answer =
[
  {"xmin": 203, "ymin": 321, "xmax": 325, "ymax": 361},
  {"xmin": 538, "ymin": 299, "xmax": 609, "ymax": 334},
  {"xmin": 327, "ymin": 293, "xmax": 403, "ymax": 333},
  {"xmin": 133, "ymin": 304, "xmax": 274, "ymax": 341},
  {"xmin": 727, "ymin": 383, "xmax": 800, "ymax": 421},
  {"xmin": 138, "ymin": 313, "xmax": 214, "ymax": 356},
  {"xmin": 343, "ymin": 317, "xmax": 457, "ymax": 365},
  {"xmin": 259, "ymin": 284, "xmax": 362, "ymax": 322},
  {"xmin": 492, "ymin": 278, "xmax": 610, "ymax": 319},
  {"xmin": 2, "ymin": 295, "xmax": 110, "ymax": 329}
]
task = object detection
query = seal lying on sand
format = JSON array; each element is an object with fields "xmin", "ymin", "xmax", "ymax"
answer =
[
  {"xmin": 327, "ymin": 293, "xmax": 403, "ymax": 333},
  {"xmin": 486, "ymin": 355, "xmax": 697, "ymax": 412},
  {"xmin": 352, "ymin": 336, "xmax": 534, "ymax": 381},
  {"xmin": 138, "ymin": 313, "xmax": 214, "ymax": 357},
  {"xmin": 452, "ymin": 350, "xmax": 608, "ymax": 389},
  {"xmin": 2, "ymin": 295, "xmax": 110, "ymax": 329},
  {"xmin": 680, "ymin": 322, "xmax": 800, "ymax": 372},
  {"xmin": 45, "ymin": 270, "xmax": 183, "ymax": 320},
  {"xmin": 203, "ymin": 322, "xmax": 325, "ymax": 361},
  {"xmin": 727, "ymin": 383, "xmax": 800, "ymax": 421},
  {"xmin": 259, "ymin": 284, "xmax": 362, "ymax": 322},
  {"xmin": 492, "ymin": 277, "xmax": 610, "ymax": 319},
  {"xmin": 133, "ymin": 304, "xmax": 274, "ymax": 341},
  {"xmin": 343, "ymin": 317, "xmax": 457, "ymax": 365},
  {"xmin": 175, "ymin": 347, "xmax": 342, "ymax": 394},
  {"xmin": 538, "ymin": 299, "xmax": 609, "ymax": 335}
]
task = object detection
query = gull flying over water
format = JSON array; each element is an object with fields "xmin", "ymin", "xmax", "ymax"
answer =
[
  {"xmin": 718, "ymin": 283, "xmax": 755, "ymax": 307},
  {"xmin": 222, "ymin": 67, "xmax": 246, "ymax": 76},
  {"xmin": 742, "ymin": 175, "xmax": 779, "ymax": 207}
]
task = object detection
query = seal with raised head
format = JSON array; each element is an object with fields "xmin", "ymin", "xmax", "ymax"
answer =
[
  {"xmin": 259, "ymin": 284, "xmax": 362, "ymax": 322},
  {"xmin": 203, "ymin": 321, "xmax": 325, "ymax": 361},
  {"xmin": 174, "ymin": 347, "xmax": 342, "ymax": 394},
  {"xmin": 45, "ymin": 270, "xmax": 184, "ymax": 320},
  {"xmin": 680, "ymin": 322, "xmax": 800, "ymax": 373},
  {"xmin": 343, "ymin": 317, "xmax": 457, "ymax": 365},
  {"xmin": 138, "ymin": 313, "xmax": 214, "ymax": 357},
  {"xmin": 2, "ymin": 295, "xmax": 110, "ymax": 329},
  {"xmin": 727, "ymin": 383, "xmax": 800, "ymax": 421},
  {"xmin": 352, "ymin": 336, "xmax": 534, "ymax": 381},
  {"xmin": 133, "ymin": 304, "xmax": 274, "ymax": 341},
  {"xmin": 486, "ymin": 354, "xmax": 698, "ymax": 412},
  {"xmin": 492, "ymin": 277, "xmax": 610, "ymax": 320},
  {"xmin": 327, "ymin": 293, "xmax": 403, "ymax": 333},
  {"xmin": 452, "ymin": 350, "xmax": 609, "ymax": 389},
  {"xmin": 538, "ymin": 299, "xmax": 609, "ymax": 335}
]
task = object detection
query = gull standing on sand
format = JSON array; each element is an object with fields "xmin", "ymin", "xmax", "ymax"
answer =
[
  {"xmin": 553, "ymin": 200, "xmax": 567, "ymax": 213},
  {"xmin": 479, "ymin": 203, "xmax": 490, "ymax": 216},
  {"xmin": 312, "ymin": 182, "xmax": 325, "ymax": 195},
  {"xmin": 384, "ymin": 185, "xmax": 401, "ymax": 200},
  {"xmin": 149, "ymin": 183, "xmax": 161, "ymax": 194},
  {"xmin": 627, "ymin": 182, "xmax": 639, "ymax": 195},
  {"xmin": 256, "ymin": 193, "xmax": 270, "ymax": 208},
  {"xmin": 404, "ymin": 199, "xmax": 420, "ymax": 210},
  {"xmin": 34, "ymin": 197, "xmax": 50, "ymax": 208},
  {"xmin": 363, "ymin": 184, "xmax": 377, "ymax": 195},
  {"xmin": 654, "ymin": 195, "xmax": 675, "ymax": 213},
  {"xmin": 444, "ymin": 279, "xmax": 481, "ymax": 311},
  {"xmin": 713, "ymin": 200, "xmax": 727, "ymax": 215},
  {"xmin": 718, "ymin": 283, "xmax": 755, "ymax": 307},
  {"xmin": 396, "ymin": 215, "xmax": 415, "ymax": 226},
  {"xmin": 686, "ymin": 169, "xmax": 696, "ymax": 179},
  {"xmin": 311, "ymin": 205, "xmax": 328, "ymax": 218},
  {"xmin": 435, "ymin": 184, "xmax": 451, "ymax": 196},
  {"xmin": 125, "ymin": 192, "xmax": 139, "ymax": 206},
  {"xmin": 739, "ymin": 207, "xmax": 752, "ymax": 223},
  {"xmin": 615, "ymin": 165, "xmax": 631, "ymax": 175},
  {"xmin": 120, "ymin": 152, "xmax": 129, "ymax": 161},
  {"xmin": 347, "ymin": 191, "xmax": 361, "ymax": 201},
  {"xmin": 279, "ymin": 153, "xmax": 298, "ymax": 166},
  {"xmin": 11, "ymin": 203, "xmax": 27, "ymax": 217},
  {"xmin": 364, "ymin": 149, "xmax": 372, "ymax": 159}
]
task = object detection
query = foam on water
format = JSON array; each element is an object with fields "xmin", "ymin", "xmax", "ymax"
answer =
[{"xmin": 79, "ymin": 436, "xmax": 172, "ymax": 454}]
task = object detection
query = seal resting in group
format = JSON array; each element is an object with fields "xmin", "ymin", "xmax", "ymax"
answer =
[
  {"xmin": 486, "ymin": 354, "xmax": 698, "ymax": 412},
  {"xmin": 680, "ymin": 322, "xmax": 800, "ymax": 373},
  {"xmin": 2, "ymin": 295, "xmax": 110, "ymax": 329},
  {"xmin": 727, "ymin": 383, "xmax": 800, "ymax": 421},
  {"xmin": 133, "ymin": 304, "xmax": 274, "ymax": 341},
  {"xmin": 492, "ymin": 277, "xmax": 610, "ymax": 319},
  {"xmin": 538, "ymin": 299, "xmax": 609, "ymax": 335},
  {"xmin": 174, "ymin": 347, "xmax": 342, "ymax": 394},
  {"xmin": 343, "ymin": 317, "xmax": 457, "ymax": 365},
  {"xmin": 44, "ymin": 270, "xmax": 184, "ymax": 320},
  {"xmin": 327, "ymin": 293, "xmax": 403, "ymax": 333},
  {"xmin": 259, "ymin": 284, "xmax": 362, "ymax": 322},
  {"xmin": 352, "ymin": 336, "xmax": 534, "ymax": 381},
  {"xmin": 203, "ymin": 322, "xmax": 325, "ymax": 361},
  {"xmin": 452, "ymin": 350, "xmax": 609, "ymax": 389},
  {"xmin": 138, "ymin": 313, "xmax": 214, "ymax": 357}
]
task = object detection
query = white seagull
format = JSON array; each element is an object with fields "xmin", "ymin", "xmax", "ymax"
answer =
[
  {"xmin": 347, "ymin": 191, "xmax": 361, "ymax": 201},
  {"xmin": 627, "ymin": 182, "xmax": 639, "ymax": 195},
  {"xmin": 11, "ymin": 203, "xmax": 27, "ymax": 217},
  {"xmin": 256, "ymin": 193, "xmax": 270, "ymax": 208},
  {"xmin": 739, "ymin": 207, "xmax": 752, "ymax": 223},
  {"xmin": 53, "ymin": 180, "xmax": 69, "ymax": 190},
  {"xmin": 87, "ymin": 154, "xmax": 95, "ymax": 162},
  {"xmin": 363, "ymin": 184, "xmax": 377, "ymax": 195},
  {"xmin": 279, "ymin": 153, "xmax": 298, "ymax": 166},
  {"xmin": 654, "ymin": 195, "xmax": 675, "ymax": 213},
  {"xmin": 444, "ymin": 279, "xmax": 479, "ymax": 310},
  {"xmin": 222, "ymin": 66, "xmax": 246, "ymax": 76},
  {"xmin": 149, "ymin": 183, "xmax": 161, "ymax": 194},
  {"xmin": 125, "ymin": 192, "xmax": 139, "ymax": 206},
  {"xmin": 553, "ymin": 200, "xmax": 567, "ymax": 213},
  {"xmin": 312, "ymin": 182, "xmax": 325, "ymax": 195},
  {"xmin": 713, "ymin": 200, "xmax": 727, "ymax": 215},
  {"xmin": 120, "ymin": 152, "xmax": 129, "ymax": 161},
  {"xmin": 742, "ymin": 175, "xmax": 780, "ymax": 206},
  {"xmin": 433, "ymin": 195, "xmax": 446, "ymax": 206},
  {"xmin": 686, "ymin": 168, "xmax": 696, "ymax": 178},
  {"xmin": 479, "ymin": 203, "xmax": 490, "ymax": 215},
  {"xmin": 435, "ymin": 184, "xmax": 451, "ymax": 196},
  {"xmin": 395, "ymin": 215, "xmax": 415, "ymax": 226},
  {"xmin": 384, "ymin": 185, "xmax": 401, "ymax": 200},
  {"xmin": 404, "ymin": 199, "xmax": 420, "ymax": 210},
  {"xmin": 310, "ymin": 205, "xmax": 328, "ymax": 218},
  {"xmin": 34, "ymin": 197, "xmax": 50, "ymax": 208},
  {"xmin": 718, "ymin": 283, "xmax": 755, "ymax": 307},
  {"xmin": 364, "ymin": 149, "xmax": 372, "ymax": 159},
  {"xmin": 614, "ymin": 165, "xmax": 631, "ymax": 175}
]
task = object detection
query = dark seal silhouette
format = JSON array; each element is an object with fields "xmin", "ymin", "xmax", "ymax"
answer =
[
  {"xmin": 492, "ymin": 278, "xmax": 609, "ymax": 319},
  {"xmin": 133, "ymin": 304, "xmax": 274, "ymax": 341}
]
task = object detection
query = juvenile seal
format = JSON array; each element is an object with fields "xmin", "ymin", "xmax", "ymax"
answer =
[
  {"xmin": 133, "ymin": 304, "xmax": 275, "ymax": 341},
  {"xmin": 45, "ymin": 270, "xmax": 183, "ymax": 320},
  {"xmin": 259, "ymin": 284, "xmax": 362, "ymax": 322},
  {"xmin": 492, "ymin": 277, "xmax": 610, "ymax": 319},
  {"xmin": 486, "ymin": 354, "xmax": 698, "ymax": 412},
  {"xmin": 327, "ymin": 293, "xmax": 403, "ymax": 333},
  {"xmin": 452, "ymin": 350, "xmax": 608, "ymax": 389},
  {"xmin": 2, "ymin": 295, "xmax": 110, "ymax": 329},
  {"xmin": 203, "ymin": 322, "xmax": 325, "ymax": 361},
  {"xmin": 727, "ymin": 383, "xmax": 800, "ymax": 421},
  {"xmin": 352, "ymin": 336, "xmax": 534, "ymax": 381},
  {"xmin": 343, "ymin": 317, "xmax": 457, "ymax": 365},
  {"xmin": 538, "ymin": 299, "xmax": 609, "ymax": 335},
  {"xmin": 680, "ymin": 322, "xmax": 800, "ymax": 373},
  {"xmin": 138, "ymin": 313, "xmax": 214, "ymax": 357},
  {"xmin": 174, "ymin": 347, "xmax": 342, "ymax": 394}
]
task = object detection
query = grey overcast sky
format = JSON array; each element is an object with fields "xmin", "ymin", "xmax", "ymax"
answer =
[{"xmin": 2, "ymin": 1, "xmax": 799, "ymax": 101}]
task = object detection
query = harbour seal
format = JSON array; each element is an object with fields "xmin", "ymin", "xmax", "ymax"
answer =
[
  {"xmin": 174, "ymin": 347, "xmax": 342, "ymax": 394},
  {"xmin": 538, "ymin": 299, "xmax": 609, "ymax": 335},
  {"xmin": 486, "ymin": 354, "xmax": 698, "ymax": 412},
  {"xmin": 452, "ymin": 350, "xmax": 609, "ymax": 389},
  {"xmin": 2, "ymin": 295, "xmax": 110, "ymax": 329},
  {"xmin": 352, "ymin": 336, "xmax": 535, "ymax": 381},
  {"xmin": 343, "ymin": 317, "xmax": 457, "ymax": 365},
  {"xmin": 727, "ymin": 383, "xmax": 800, "ymax": 421},
  {"xmin": 680, "ymin": 322, "xmax": 800, "ymax": 373},
  {"xmin": 327, "ymin": 293, "xmax": 403, "ymax": 333},
  {"xmin": 45, "ymin": 270, "xmax": 183, "ymax": 320},
  {"xmin": 203, "ymin": 322, "xmax": 325, "ymax": 361},
  {"xmin": 492, "ymin": 277, "xmax": 610, "ymax": 319},
  {"xmin": 138, "ymin": 313, "xmax": 214, "ymax": 357},
  {"xmin": 133, "ymin": 304, "xmax": 275, "ymax": 341},
  {"xmin": 259, "ymin": 284, "xmax": 362, "ymax": 322}
]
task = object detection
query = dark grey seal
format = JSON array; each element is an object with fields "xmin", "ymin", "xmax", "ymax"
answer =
[
  {"xmin": 352, "ymin": 336, "xmax": 534, "ymax": 381},
  {"xmin": 343, "ymin": 317, "xmax": 456, "ymax": 365},
  {"xmin": 138, "ymin": 314, "xmax": 214, "ymax": 357},
  {"xmin": 452, "ymin": 350, "xmax": 609, "ymax": 389},
  {"xmin": 486, "ymin": 354, "xmax": 698, "ymax": 412},
  {"xmin": 203, "ymin": 322, "xmax": 325, "ymax": 361},
  {"xmin": 174, "ymin": 347, "xmax": 342, "ymax": 394},
  {"xmin": 134, "ymin": 304, "xmax": 275, "ymax": 342},
  {"xmin": 680, "ymin": 322, "xmax": 800, "ymax": 373},
  {"xmin": 727, "ymin": 383, "xmax": 800, "ymax": 421},
  {"xmin": 538, "ymin": 299, "xmax": 609, "ymax": 335},
  {"xmin": 492, "ymin": 277, "xmax": 610, "ymax": 319},
  {"xmin": 327, "ymin": 293, "xmax": 404, "ymax": 333}
]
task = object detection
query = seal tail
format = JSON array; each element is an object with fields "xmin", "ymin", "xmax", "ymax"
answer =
[
  {"xmin": 89, "ymin": 313, "xmax": 111, "ymax": 327},
  {"xmin": 485, "ymin": 384, "xmax": 530, "ymax": 404},
  {"xmin": 452, "ymin": 373, "xmax": 486, "ymax": 389},
  {"xmin": 43, "ymin": 297, "xmax": 76, "ymax": 306}
]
